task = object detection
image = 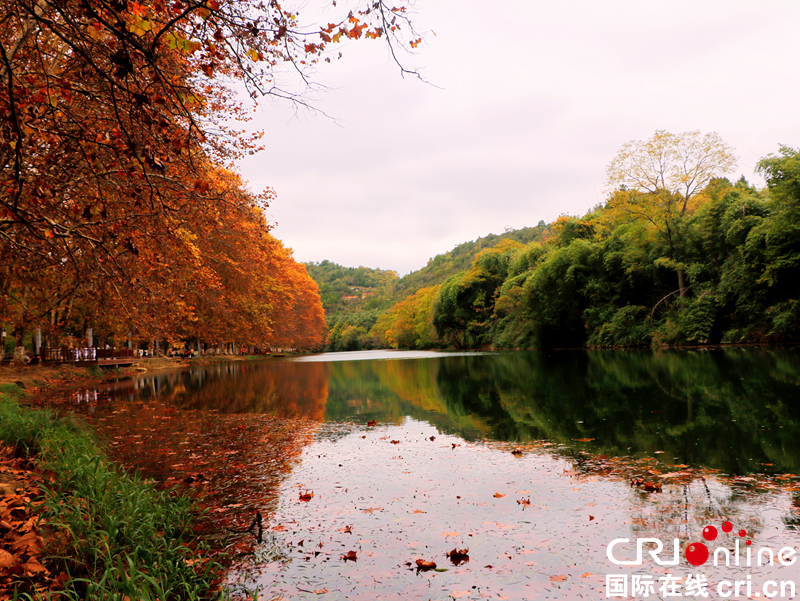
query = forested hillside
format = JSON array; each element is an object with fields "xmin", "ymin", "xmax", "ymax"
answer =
[
  {"xmin": 311, "ymin": 133, "xmax": 800, "ymax": 352},
  {"xmin": 306, "ymin": 226, "xmax": 549, "ymax": 350}
]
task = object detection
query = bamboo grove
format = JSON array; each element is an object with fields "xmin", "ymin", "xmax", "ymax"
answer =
[{"xmin": 1, "ymin": 0, "xmax": 419, "ymax": 353}]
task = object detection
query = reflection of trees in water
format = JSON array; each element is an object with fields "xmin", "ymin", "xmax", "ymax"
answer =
[
  {"xmin": 64, "ymin": 360, "xmax": 331, "ymax": 556},
  {"xmin": 431, "ymin": 349, "xmax": 800, "ymax": 476},
  {"xmin": 69, "ymin": 352, "xmax": 800, "ymax": 560},
  {"xmin": 80, "ymin": 398, "xmax": 320, "ymax": 557},
  {"xmin": 118, "ymin": 361, "xmax": 330, "ymax": 420},
  {"xmin": 320, "ymin": 349, "xmax": 800, "ymax": 475}
]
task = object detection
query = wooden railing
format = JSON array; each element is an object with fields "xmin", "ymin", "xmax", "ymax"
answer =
[{"xmin": 43, "ymin": 348, "xmax": 135, "ymax": 363}]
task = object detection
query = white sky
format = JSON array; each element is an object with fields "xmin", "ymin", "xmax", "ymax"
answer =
[{"xmin": 235, "ymin": 0, "xmax": 800, "ymax": 275}]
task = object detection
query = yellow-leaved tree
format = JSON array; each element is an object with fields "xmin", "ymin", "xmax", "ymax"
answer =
[{"xmin": 605, "ymin": 130, "xmax": 737, "ymax": 298}]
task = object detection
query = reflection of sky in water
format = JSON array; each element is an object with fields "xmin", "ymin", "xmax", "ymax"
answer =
[
  {"xmin": 286, "ymin": 350, "xmax": 497, "ymax": 362},
  {"xmin": 229, "ymin": 419, "xmax": 800, "ymax": 600}
]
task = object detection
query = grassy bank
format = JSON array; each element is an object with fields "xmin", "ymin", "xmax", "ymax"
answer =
[{"xmin": 0, "ymin": 383, "xmax": 221, "ymax": 600}]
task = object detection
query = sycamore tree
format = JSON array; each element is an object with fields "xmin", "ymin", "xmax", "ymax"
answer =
[
  {"xmin": 0, "ymin": 0, "xmax": 420, "ymax": 354},
  {"xmin": 605, "ymin": 130, "xmax": 737, "ymax": 298}
]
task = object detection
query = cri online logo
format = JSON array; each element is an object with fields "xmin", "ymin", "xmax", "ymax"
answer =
[
  {"xmin": 686, "ymin": 521, "xmax": 749, "ymax": 566},
  {"xmin": 607, "ymin": 521, "xmax": 797, "ymax": 567}
]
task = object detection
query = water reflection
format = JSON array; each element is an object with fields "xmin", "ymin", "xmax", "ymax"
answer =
[
  {"xmin": 41, "ymin": 349, "xmax": 800, "ymax": 599},
  {"xmin": 66, "ymin": 348, "xmax": 800, "ymax": 476},
  {"xmin": 318, "ymin": 348, "xmax": 800, "ymax": 475}
]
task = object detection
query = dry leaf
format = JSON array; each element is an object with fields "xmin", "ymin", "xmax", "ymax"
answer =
[
  {"xmin": 341, "ymin": 550, "xmax": 357, "ymax": 561},
  {"xmin": 10, "ymin": 530, "xmax": 43, "ymax": 555},
  {"xmin": 493, "ymin": 492, "xmax": 505, "ymax": 498},
  {"xmin": 415, "ymin": 558, "xmax": 436, "ymax": 570},
  {"xmin": 0, "ymin": 548, "xmax": 19, "ymax": 570},
  {"xmin": 550, "ymin": 575, "xmax": 567, "ymax": 582},
  {"xmin": 23, "ymin": 556, "xmax": 48, "ymax": 576}
]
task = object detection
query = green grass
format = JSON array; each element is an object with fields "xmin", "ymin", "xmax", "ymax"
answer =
[{"xmin": 0, "ymin": 384, "xmax": 223, "ymax": 600}]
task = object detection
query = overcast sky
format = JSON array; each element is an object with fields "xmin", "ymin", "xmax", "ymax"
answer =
[{"xmin": 235, "ymin": 0, "xmax": 800, "ymax": 275}]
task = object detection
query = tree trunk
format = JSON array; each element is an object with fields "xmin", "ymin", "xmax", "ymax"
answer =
[{"xmin": 677, "ymin": 267, "xmax": 687, "ymax": 299}]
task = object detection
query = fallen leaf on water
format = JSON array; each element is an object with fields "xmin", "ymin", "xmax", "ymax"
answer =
[
  {"xmin": 441, "ymin": 531, "xmax": 459, "ymax": 537},
  {"xmin": 493, "ymin": 492, "xmax": 505, "ymax": 498},
  {"xmin": 341, "ymin": 550, "xmax": 357, "ymax": 561},
  {"xmin": 299, "ymin": 490, "xmax": 314, "ymax": 501},
  {"xmin": 367, "ymin": 420, "xmax": 377, "ymax": 427},
  {"xmin": 517, "ymin": 498, "xmax": 531, "ymax": 508},
  {"xmin": 415, "ymin": 558, "xmax": 436, "ymax": 571},
  {"xmin": 511, "ymin": 448, "xmax": 523, "ymax": 456},
  {"xmin": 446, "ymin": 547, "xmax": 469, "ymax": 566},
  {"xmin": 451, "ymin": 591, "xmax": 471, "ymax": 598},
  {"xmin": 589, "ymin": 515, "xmax": 595, "ymax": 521},
  {"xmin": 581, "ymin": 572, "xmax": 593, "ymax": 578},
  {"xmin": 550, "ymin": 575, "xmax": 567, "ymax": 582},
  {"xmin": 361, "ymin": 507, "xmax": 382, "ymax": 513},
  {"xmin": 410, "ymin": 510, "xmax": 426, "ymax": 514},
  {"xmin": 390, "ymin": 440, "xmax": 400, "ymax": 445},
  {"xmin": 574, "ymin": 438, "xmax": 595, "ymax": 442},
  {"xmin": 338, "ymin": 525, "xmax": 353, "ymax": 533},
  {"xmin": 314, "ymin": 589, "xmax": 329, "ymax": 594},
  {"xmin": 658, "ymin": 471, "xmax": 693, "ymax": 479}
]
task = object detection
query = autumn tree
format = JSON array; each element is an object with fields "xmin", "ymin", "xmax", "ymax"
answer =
[
  {"xmin": 605, "ymin": 130, "xmax": 737, "ymax": 298},
  {"xmin": 0, "ymin": 0, "xmax": 419, "ymax": 355}
]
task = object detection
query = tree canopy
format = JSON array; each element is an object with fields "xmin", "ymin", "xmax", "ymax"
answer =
[{"xmin": 1, "ymin": 0, "xmax": 420, "ymax": 353}]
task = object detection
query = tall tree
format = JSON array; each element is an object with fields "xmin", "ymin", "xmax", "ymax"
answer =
[{"xmin": 605, "ymin": 130, "xmax": 737, "ymax": 297}]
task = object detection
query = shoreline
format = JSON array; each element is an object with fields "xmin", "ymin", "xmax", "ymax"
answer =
[
  {"xmin": 2, "ymin": 342, "xmax": 796, "ymax": 391},
  {"xmin": 0, "ymin": 382, "xmax": 223, "ymax": 599},
  {"xmin": 0, "ymin": 354, "xmax": 259, "ymax": 391}
]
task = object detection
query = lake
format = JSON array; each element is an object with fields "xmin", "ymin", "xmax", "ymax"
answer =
[{"xmin": 48, "ymin": 348, "xmax": 800, "ymax": 599}]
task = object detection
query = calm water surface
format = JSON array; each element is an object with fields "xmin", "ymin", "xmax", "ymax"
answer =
[{"xmin": 47, "ymin": 349, "xmax": 800, "ymax": 599}]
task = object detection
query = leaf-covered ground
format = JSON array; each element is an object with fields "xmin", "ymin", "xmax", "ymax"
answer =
[{"xmin": 0, "ymin": 446, "xmax": 68, "ymax": 598}]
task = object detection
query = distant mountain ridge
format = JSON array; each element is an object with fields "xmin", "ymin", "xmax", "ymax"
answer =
[
  {"xmin": 304, "ymin": 224, "xmax": 549, "ymax": 351},
  {"xmin": 306, "ymin": 223, "xmax": 548, "ymax": 317}
]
